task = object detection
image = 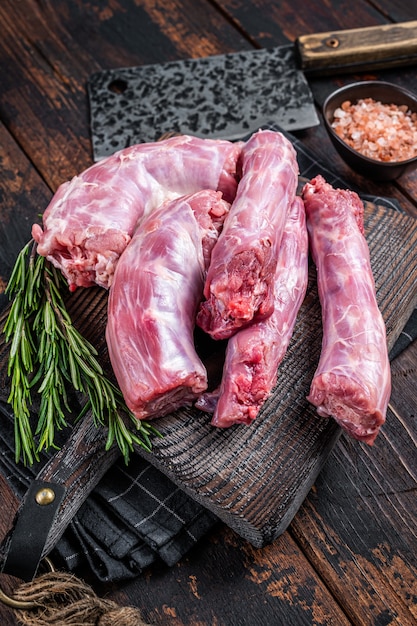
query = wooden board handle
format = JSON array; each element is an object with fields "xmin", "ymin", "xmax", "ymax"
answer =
[{"xmin": 297, "ymin": 21, "xmax": 417, "ymax": 75}]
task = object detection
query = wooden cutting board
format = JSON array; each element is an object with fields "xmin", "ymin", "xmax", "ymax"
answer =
[
  {"xmin": 147, "ymin": 199, "xmax": 417, "ymax": 544},
  {"xmin": 1, "ymin": 199, "xmax": 417, "ymax": 549}
]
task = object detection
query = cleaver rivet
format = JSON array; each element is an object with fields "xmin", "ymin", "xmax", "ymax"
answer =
[{"xmin": 325, "ymin": 37, "xmax": 340, "ymax": 49}]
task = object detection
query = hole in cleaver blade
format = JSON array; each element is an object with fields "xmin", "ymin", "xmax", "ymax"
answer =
[{"xmin": 88, "ymin": 45, "xmax": 319, "ymax": 161}]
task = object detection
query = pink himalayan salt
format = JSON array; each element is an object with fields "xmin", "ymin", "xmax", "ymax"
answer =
[{"xmin": 331, "ymin": 98, "xmax": 417, "ymax": 163}]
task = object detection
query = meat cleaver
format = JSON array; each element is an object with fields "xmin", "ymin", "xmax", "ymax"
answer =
[
  {"xmin": 88, "ymin": 45, "xmax": 319, "ymax": 161},
  {"xmin": 88, "ymin": 21, "xmax": 417, "ymax": 161}
]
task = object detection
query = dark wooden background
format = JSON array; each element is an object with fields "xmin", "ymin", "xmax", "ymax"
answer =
[{"xmin": 0, "ymin": 1, "xmax": 417, "ymax": 624}]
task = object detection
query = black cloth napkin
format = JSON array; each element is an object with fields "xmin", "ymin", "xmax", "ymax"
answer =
[
  {"xmin": 0, "ymin": 126, "xmax": 416, "ymax": 583},
  {"xmin": 53, "ymin": 457, "xmax": 219, "ymax": 581}
]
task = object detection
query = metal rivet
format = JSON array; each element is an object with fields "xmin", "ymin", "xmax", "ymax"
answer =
[
  {"xmin": 35, "ymin": 487, "xmax": 56, "ymax": 506},
  {"xmin": 325, "ymin": 37, "xmax": 340, "ymax": 48}
]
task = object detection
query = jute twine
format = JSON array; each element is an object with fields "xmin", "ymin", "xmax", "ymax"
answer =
[{"xmin": 11, "ymin": 570, "xmax": 152, "ymax": 626}]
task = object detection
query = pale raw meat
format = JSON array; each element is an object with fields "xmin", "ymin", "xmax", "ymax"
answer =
[
  {"xmin": 32, "ymin": 135, "xmax": 242, "ymax": 290},
  {"xmin": 196, "ymin": 196, "xmax": 308, "ymax": 427},
  {"xmin": 106, "ymin": 190, "xmax": 230, "ymax": 420},
  {"xmin": 302, "ymin": 175, "xmax": 391, "ymax": 445},
  {"xmin": 197, "ymin": 129, "xmax": 299, "ymax": 340}
]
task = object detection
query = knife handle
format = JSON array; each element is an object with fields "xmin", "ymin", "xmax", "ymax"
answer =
[{"xmin": 296, "ymin": 21, "xmax": 417, "ymax": 75}]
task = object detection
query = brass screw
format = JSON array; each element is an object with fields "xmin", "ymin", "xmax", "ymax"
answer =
[
  {"xmin": 35, "ymin": 487, "xmax": 56, "ymax": 506},
  {"xmin": 325, "ymin": 37, "xmax": 340, "ymax": 48}
]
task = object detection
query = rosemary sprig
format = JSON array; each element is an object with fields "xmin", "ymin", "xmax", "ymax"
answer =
[{"xmin": 3, "ymin": 240, "xmax": 161, "ymax": 465}]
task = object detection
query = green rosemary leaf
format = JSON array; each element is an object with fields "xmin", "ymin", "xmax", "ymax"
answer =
[
  {"xmin": 87, "ymin": 377, "xmax": 105, "ymax": 420},
  {"xmin": 98, "ymin": 378, "xmax": 117, "ymax": 412},
  {"xmin": 37, "ymin": 396, "xmax": 58, "ymax": 451},
  {"xmin": 67, "ymin": 348, "xmax": 82, "ymax": 390},
  {"xmin": 13, "ymin": 412, "xmax": 37, "ymax": 466},
  {"xmin": 3, "ymin": 298, "xmax": 21, "ymax": 340},
  {"xmin": 5, "ymin": 241, "xmax": 30, "ymax": 297},
  {"xmin": 8, "ymin": 368, "xmax": 37, "ymax": 465},
  {"xmin": 71, "ymin": 350, "xmax": 98, "ymax": 379},
  {"xmin": 25, "ymin": 255, "xmax": 43, "ymax": 309},
  {"xmin": 4, "ymin": 239, "xmax": 162, "ymax": 465},
  {"xmin": 106, "ymin": 412, "xmax": 134, "ymax": 464},
  {"xmin": 7, "ymin": 314, "xmax": 24, "ymax": 362},
  {"xmin": 66, "ymin": 325, "xmax": 101, "ymax": 367}
]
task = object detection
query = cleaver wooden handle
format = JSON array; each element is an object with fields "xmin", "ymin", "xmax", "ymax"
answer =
[{"xmin": 297, "ymin": 20, "xmax": 417, "ymax": 75}]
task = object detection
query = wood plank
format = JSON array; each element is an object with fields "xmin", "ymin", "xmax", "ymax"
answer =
[
  {"xmin": 1, "ymin": 5, "xmax": 416, "ymax": 626},
  {"xmin": 368, "ymin": 0, "xmax": 417, "ymax": 22},
  {"xmin": 289, "ymin": 339, "xmax": 417, "ymax": 625},
  {"xmin": 213, "ymin": 0, "xmax": 389, "ymax": 46},
  {"xmin": 100, "ymin": 526, "xmax": 353, "ymax": 625},
  {"xmin": 0, "ymin": 122, "xmax": 52, "ymax": 311},
  {"xmin": 2, "ymin": 0, "xmax": 417, "ymax": 210},
  {"xmin": 0, "ymin": 475, "xmax": 23, "ymax": 625}
]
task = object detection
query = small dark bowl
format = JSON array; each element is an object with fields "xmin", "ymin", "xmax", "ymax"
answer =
[{"xmin": 323, "ymin": 81, "xmax": 417, "ymax": 181}]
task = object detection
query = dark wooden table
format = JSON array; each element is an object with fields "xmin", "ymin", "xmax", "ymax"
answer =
[{"xmin": 1, "ymin": 1, "xmax": 417, "ymax": 624}]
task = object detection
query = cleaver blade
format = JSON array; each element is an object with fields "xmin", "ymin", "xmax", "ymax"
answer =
[{"xmin": 88, "ymin": 45, "xmax": 319, "ymax": 161}]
